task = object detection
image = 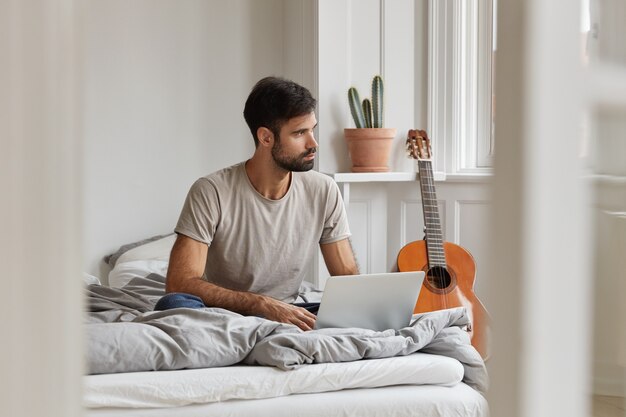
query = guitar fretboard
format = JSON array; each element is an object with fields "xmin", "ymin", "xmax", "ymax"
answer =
[{"xmin": 418, "ymin": 160, "xmax": 446, "ymax": 267}]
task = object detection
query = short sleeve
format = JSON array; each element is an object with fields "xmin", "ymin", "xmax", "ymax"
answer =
[
  {"xmin": 174, "ymin": 178, "xmax": 220, "ymax": 245},
  {"xmin": 319, "ymin": 181, "xmax": 351, "ymax": 244}
]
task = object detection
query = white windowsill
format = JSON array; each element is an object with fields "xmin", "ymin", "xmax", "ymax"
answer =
[
  {"xmin": 326, "ymin": 171, "xmax": 493, "ymax": 184},
  {"xmin": 326, "ymin": 172, "xmax": 494, "ymax": 209},
  {"xmin": 327, "ymin": 172, "xmax": 420, "ymax": 182}
]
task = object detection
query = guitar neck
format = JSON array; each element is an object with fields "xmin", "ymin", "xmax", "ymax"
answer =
[{"xmin": 418, "ymin": 160, "xmax": 446, "ymax": 267}]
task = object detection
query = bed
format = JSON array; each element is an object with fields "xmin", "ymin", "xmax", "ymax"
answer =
[{"xmin": 83, "ymin": 234, "xmax": 489, "ymax": 417}]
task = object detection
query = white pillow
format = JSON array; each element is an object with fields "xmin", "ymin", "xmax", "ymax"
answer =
[
  {"xmin": 106, "ymin": 234, "xmax": 176, "ymax": 288},
  {"xmin": 108, "ymin": 259, "xmax": 170, "ymax": 288},
  {"xmin": 116, "ymin": 234, "xmax": 177, "ymax": 265},
  {"xmin": 83, "ymin": 272, "xmax": 102, "ymax": 286}
]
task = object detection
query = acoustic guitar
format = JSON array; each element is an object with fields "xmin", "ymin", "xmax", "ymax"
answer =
[{"xmin": 397, "ymin": 129, "xmax": 491, "ymax": 360}]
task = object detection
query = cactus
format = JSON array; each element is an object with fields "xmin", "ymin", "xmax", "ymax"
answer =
[
  {"xmin": 362, "ymin": 99, "xmax": 373, "ymax": 128},
  {"xmin": 347, "ymin": 75, "xmax": 385, "ymax": 128},
  {"xmin": 348, "ymin": 87, "xmax": 366, "ymax": 128},
  {"xmin": 371, "ymin": 75, "xmax": 383, "ymax": 128}
]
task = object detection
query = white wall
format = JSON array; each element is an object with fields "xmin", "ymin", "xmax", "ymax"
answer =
[{"xmin": 83, "ymin": 0, "xmax": 285, "ymax": 279}]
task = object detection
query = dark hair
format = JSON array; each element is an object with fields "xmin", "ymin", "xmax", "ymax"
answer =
[{"xmin": 243, "ymin": 76, "xmax": 317, "ymax": 147}]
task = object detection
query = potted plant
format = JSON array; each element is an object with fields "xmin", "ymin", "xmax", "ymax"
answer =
[{"xmin": 344, "ymin": 75, "xmax": 397, "ymax": 172}]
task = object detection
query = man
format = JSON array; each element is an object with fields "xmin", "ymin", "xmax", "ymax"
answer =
[{"xmin": 156, "ymin": 76, "xmax": 359, "ymax": 331}]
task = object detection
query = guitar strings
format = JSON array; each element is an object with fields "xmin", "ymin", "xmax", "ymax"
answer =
[
  {"xmin": 430, "ymin": 160, "xmax": 447, "ymax": 311},
  {"xmin": 422, "ymin": 157, "xmax": 448, "ymax": 311}
]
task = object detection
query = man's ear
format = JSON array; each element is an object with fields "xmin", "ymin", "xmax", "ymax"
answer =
[{"xmin": 256, "ymin": 127, "xmax": 273, "ymax": 147}]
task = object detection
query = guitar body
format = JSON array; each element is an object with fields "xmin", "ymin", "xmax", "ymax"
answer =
[{"xmin": 398, "ymin": 241, "xmax": 491, "ymax": 360}]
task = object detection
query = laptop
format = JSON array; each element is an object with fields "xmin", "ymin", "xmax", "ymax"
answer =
[{"xmin": 314, "ymin": 271, "xmax": 425, "ymax": 332}]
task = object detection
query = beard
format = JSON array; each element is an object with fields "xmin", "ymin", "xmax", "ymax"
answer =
[{"xmin": 271, "ymin": 141, "xmax": 316, "ymax": 172}]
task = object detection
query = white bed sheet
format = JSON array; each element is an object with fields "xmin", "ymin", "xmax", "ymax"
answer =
[
  {"xmin": 86, "ymin": 383, "xmax": 488, "ymax": 417},
  {"xmin": 85, "ymin": 353, "xmax": 463, "ymax": 409}
]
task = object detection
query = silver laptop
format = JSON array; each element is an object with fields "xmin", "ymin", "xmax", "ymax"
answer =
[{"xmin": 315, "ymin": 271, "xmax": 425, "ymax": 332}]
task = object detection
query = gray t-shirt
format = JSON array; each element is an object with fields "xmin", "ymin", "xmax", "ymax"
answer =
[{"xmin": 175, "ymin": 162, "xmax": 351, "ymax": 303}]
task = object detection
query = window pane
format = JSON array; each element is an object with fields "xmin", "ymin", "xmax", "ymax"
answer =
[{"xmin": 477, "ymin": 0, "xmax": 497, "ymax": 168}]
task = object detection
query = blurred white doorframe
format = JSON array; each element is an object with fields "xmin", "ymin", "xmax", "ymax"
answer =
[
  {"xmin": 486, "ymin": 0, "xmax": 593, "ymax": 416},
  {"xmin": 0, "ymin": 0, "xmax": 83, "ymax": 416}
]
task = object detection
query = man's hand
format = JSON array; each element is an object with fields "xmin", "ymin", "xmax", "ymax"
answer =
[{"xmin": 259, "ymin": 297, "xmax": 316, "ymax": 331}]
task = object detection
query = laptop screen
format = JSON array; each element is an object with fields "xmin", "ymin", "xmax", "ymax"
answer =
[{"xmin": 314, "ymin": 271, "xmax": 425, "ymax": 332}]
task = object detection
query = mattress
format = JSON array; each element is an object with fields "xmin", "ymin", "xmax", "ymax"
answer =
[
  {"xmin": 85, "ymin": 353, "xmax": 462, "ymax": 408},
  {"xmin": 86, "ymin": 383, "xmax": 487, "ymax": 417},
  {"xmin": 85, "ymin": 353, "xmax": 487, "ymax": 417}
]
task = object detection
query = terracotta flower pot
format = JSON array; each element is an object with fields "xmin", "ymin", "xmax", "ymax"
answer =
[{"xmin": 344, "ymin": 128, "xmax": 397, "ymax": 172}]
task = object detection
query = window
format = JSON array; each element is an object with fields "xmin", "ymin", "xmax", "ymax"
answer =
[{"xmin": 428, "ymin": 0, "xmax": 495, "ymax": 174}]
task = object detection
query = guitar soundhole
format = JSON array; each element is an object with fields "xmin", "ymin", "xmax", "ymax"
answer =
[{"xmin": 426, "ymin": 266, "xmax": 452, "ymax": 290}]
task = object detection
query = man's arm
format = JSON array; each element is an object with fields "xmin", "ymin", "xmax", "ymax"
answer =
[
  {"xmin": 320, "ymin": 238, "xmax": 360, "ymax": 276},
  {"xmin": 165, "ymin": 234, "xmax": 316, "ymax": 330}
]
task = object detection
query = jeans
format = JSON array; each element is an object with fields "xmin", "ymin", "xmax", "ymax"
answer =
[
  {"xmin": 154, "ymin": 292, "xmax": 205, "ymax": 310},
  {"xmin": 154, "ymin": 292, "xmax": 320, "ymax": 315}
]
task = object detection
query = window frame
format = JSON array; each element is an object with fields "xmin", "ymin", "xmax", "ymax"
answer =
[{"xmin": 427, "ymin": 0, "xmax": 495, "ymax": 175}]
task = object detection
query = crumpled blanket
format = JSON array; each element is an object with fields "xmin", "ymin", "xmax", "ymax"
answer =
[{"xmin": 85, "ymin": 274, "xmax": 488, "ymax": 394}]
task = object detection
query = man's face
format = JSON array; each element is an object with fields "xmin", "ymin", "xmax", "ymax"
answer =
[{"xmin": 271, "ymin": 112, "xmax": 318, "ymax": 172}]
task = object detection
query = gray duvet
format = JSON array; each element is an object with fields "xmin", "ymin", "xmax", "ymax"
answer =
[{"xmin": 85, "ymin": 274, "xmax": 488, "ymax": 394}]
